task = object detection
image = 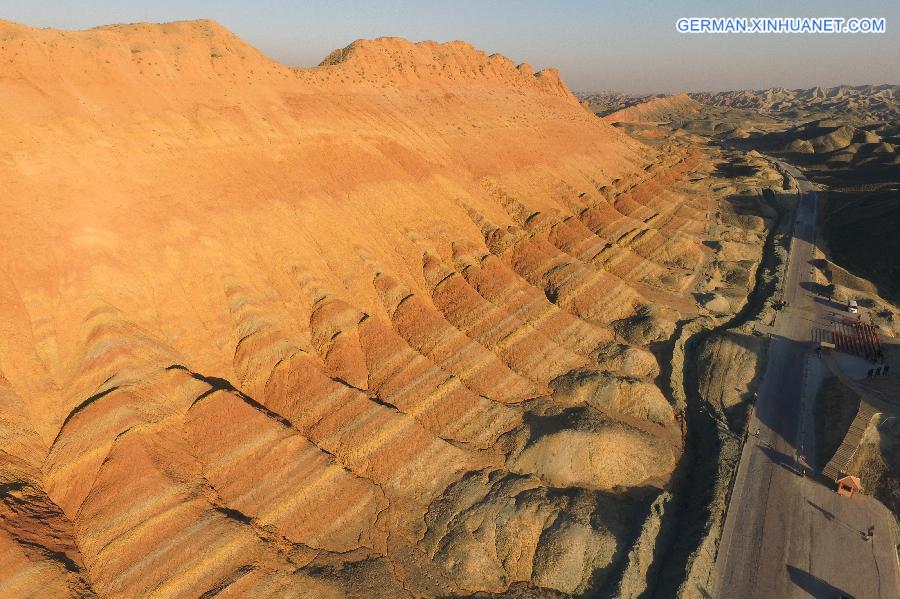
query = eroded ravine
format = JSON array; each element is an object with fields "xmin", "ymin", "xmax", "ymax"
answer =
[{"xmin": 634, "ymin": 155, "xmax": 797, "ymax": 599}]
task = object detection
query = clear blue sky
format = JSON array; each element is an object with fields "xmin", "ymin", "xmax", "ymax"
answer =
[{"xmin": 2, "ymin": 1, "xmax": 897, "ymax": 93}]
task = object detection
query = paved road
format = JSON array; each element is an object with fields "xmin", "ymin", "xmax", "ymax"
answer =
[{"xmin": 709, "ymin": 162, "xmax": 900, "ymax": 599}]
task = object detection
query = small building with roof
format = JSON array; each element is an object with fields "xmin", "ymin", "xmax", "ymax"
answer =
[{"xmin": 836, "ymin": 475, "xmax": 863, "ymax": 498}]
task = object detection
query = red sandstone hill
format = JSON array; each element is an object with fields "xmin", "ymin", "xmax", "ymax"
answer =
[
  {"xmin": 603, "ymin": 92, "xmax": 702, "ymax": 123},
  {"xmin": 0, "ymin": 19, "xmax": 724, "ymax": 597}
]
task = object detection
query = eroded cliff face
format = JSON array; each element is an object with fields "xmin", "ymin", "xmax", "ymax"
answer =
[{"xmin": 0, "ymin": 20, "xmax": 736, "ymax": 597}]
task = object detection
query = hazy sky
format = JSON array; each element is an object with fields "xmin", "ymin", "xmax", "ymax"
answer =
[{"xmin": 2, "ymin": 1, "xmax": 898, "ymax": 93}]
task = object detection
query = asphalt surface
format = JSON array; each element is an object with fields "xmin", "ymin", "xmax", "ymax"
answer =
[{"xmin": 709, "ymin": 163, "xmax": 900, "ymax": 599}]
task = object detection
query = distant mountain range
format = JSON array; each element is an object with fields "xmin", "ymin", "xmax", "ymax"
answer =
[
  {"xmin": 578, "ymin": 85, "xmax": 899, "ymax": 123},
  {"xmin": 691, "ymin": 85, "xmax": 899, "ymax": 122}
]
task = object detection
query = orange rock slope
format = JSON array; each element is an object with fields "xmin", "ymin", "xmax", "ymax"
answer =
[
  {"xmin": 0, "ymin": 19, "xmax": 717, "ymax": 597},
  {"xmin": 604, "ymin": 92, "xmax": 702, "ymax": 123}
]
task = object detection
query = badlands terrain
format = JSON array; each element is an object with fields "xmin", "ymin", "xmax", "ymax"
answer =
[
  {"xmin": 701, "ymin": 87, "xmax": 900, "ymax": 307},
  {"xmin": 693, "ymin": 84, "xmax": 900, "ymax": 123},
  {"xmin": 590, "ymin": 86, "xmax": 900, "ymax": 554},
  {"xmin": 0, "ymin": 19, "xmax": 814, "ymax": 599},
  {"xmin": 578, "ymin": 92, "xmax": 665, "ymax": 119},
  {"xmin": 587, "ymin": 86, "xmax": 900, "ymax": 311}
]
